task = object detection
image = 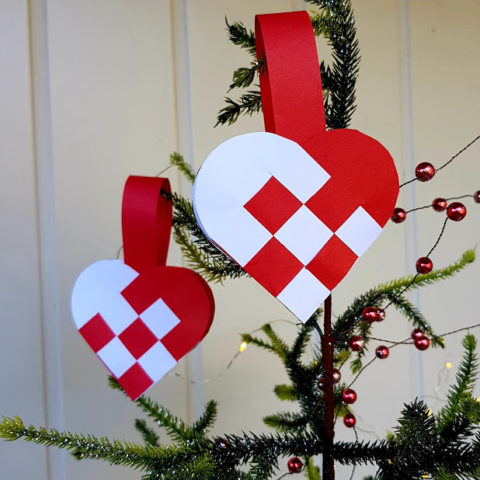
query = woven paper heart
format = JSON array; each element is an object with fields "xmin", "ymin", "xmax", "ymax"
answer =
[
  {"xmin": 71, "ymin": 176, "xmax": 214, "ymax": 400},
  {"xmin": 193, "ymin": 11, "xmax": 398, "ymax": 322},
  {"xmin": 193, "ymin": 132, "xmax": 397, "ymax": 322},
  {"xmin": 72, "ymin": 260, "xmax": 214, "ymax": 400}
]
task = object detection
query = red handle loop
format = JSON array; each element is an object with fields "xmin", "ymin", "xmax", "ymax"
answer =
[
  {"xmin": 121, "ymin": 176, "xmax": 172, "ymax": 271},
  {"xmin": 255, "ymin": 11, "xmax": 326, "ymax": 144}
]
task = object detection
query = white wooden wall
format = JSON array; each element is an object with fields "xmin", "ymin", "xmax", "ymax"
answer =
[{"xmin": 1, "ymin": 1, "xmax": 479, "ymax": 479}]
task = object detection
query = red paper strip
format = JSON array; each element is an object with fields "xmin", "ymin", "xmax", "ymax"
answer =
[
  {"xmin": 121, "ymin": 176, "xmax": 172, "ymax": 271},
  {"xmin": 255, "ymin": 11, "xmax": 326, "ymax": 144}
]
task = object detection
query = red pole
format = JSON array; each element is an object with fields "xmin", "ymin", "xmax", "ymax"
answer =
[{"xmin": 321, "ymin": 295, "xmax": 335, "ymax": 479}]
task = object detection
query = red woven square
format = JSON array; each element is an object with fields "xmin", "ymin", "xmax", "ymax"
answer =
[
  {"xmin": 118, "ymin": 363, "xmax": 153, "ymax": 400},
  {"xmin": 244, "ymin": 238, "xmax": 303, "ymax": 296},
  {"xmin": 79, "ymin": 313, "xmax": 115, "ymax": 353},
  {"xmin": 118, "ymin": 318, "xmax": 157, "ymax": 359},
  {"xmin": 244, "ymin": 177, "xmax": 302, "ymax": 234},
  {"xmin": 306, "ymin": 236, "xmax": 358, "ymax": 291}
]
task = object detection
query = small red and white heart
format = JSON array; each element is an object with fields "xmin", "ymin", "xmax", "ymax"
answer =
[
  {"xmin": 71, "ymin": 259, "xmax": 214, "ymax": 400},
  {"xmin": 193, "ymin": 132, "xmax": 398, "ymax": 322}
]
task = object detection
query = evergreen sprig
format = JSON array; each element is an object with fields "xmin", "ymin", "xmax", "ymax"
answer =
[
  {"xmin": 263, "ymin": 411, "xmax": 309, "ymax": 432},
  {"xmin": 225, "ymin": 18, "xmax": 256, "ymax": 56},
  {"xmin": 135, "ymin": 419, "xmax": 160, "ymax": 447},
  {"xmin": 307, "ymin": 0, "xmax": 360, "ymax": 129},
  {"xmin": 273, "ymin": 384, "xmax": 297, "ymax": 402},
  {"xmin": 193, "ymin": 400, "xmax": 218, "ymax": 436},
  {"xmin": 216, "ymin": 90, "xmax": 262, "ymax": 127},
  {"xmin": 170, "ymin": 192, "xmax": 246, "ymax": 282},
  {"xmin": 109, "ymin": 377, "xmax": 217, "ymax": 443},
  {"xmin": 217, "ymin": 0, "xmax": 360, "ymax": 130},
  {"xmin": 333, "ymin": 249, "xmax": 475, "ymax": 371},
  {"xmin": 169, "ymin": 152, "xmax": 196, "ymax": 184},
  {"xmin": 437, "ymin": 334, "xmax": 480, "ymax": 433},
  {"xmin": 375, "ymin": 335, "xmax": 480, "ymax": 479},
  {"xmin": 0, "ymin": 416, "xmax": 161, "ymax": 471}
]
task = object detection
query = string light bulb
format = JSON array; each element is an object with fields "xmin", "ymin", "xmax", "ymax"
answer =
[
  {"xmin": 445, "ymin": 362, "xmax": 453, "ymax": 369},
  {"xmin": 239, "ymin": 341, "xmax": 248, "ymax": 352}
]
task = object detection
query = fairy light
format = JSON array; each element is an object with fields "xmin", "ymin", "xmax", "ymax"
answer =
[
  {"xmin": 239, "ymin": 341, "xmax": 248, "ymax": 352},
  {"xmin": 426, "ymin": 408, "xmax": 433, "ymax": 417},
  {"xmin": 445, "ymin": 362, "xmax": 453, "ymax": 369}
]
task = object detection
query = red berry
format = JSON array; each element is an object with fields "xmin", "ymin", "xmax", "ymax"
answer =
[
  {"xmin": 416, "ymin": 257, "xmax": 433, "ymax": 274},
  {"xmin": 391, "ymin": 207, "xmax": 406, "ymax": 223},
  {"xmin": 342, "ymin": 388, "xmax": 357, "ymax": 404},
  {"xmin": 349, "ymin": 336, "xmax": 365, "ymax": 352},
  {"xmin": 344, "ymin": 413, "xmax": 356, "ymax": 428},
  {"xmin": 287, "ymin": 457, "xmax": 303, "ymax": 474},
  {"xmin": 447, "ymin": 202, "xmax": 467, "ymax": 221},
  {"xmin": 318, "ymin": 369, "xmax": 342, "ymax": 389},
  {"xmin": 218, "ymin": 439, "xmax": 227, "ymax": 449},
  {"xmin": 362, "ymin": 307, "xmax": 385, "ymax": 323},
  {"xmin": 362, "ymin": 307, "xmax": 377, "ymax": 322},
  {"xmin": 375, "ymin": 345, "xmax": 389, "ymax": 359},
  {"xmin": 432, "ymin": 198, "xmax": 447, "ymax": 212},
  {"xmin": 415, "ymin": 162, "xmax": 435, "ymax": 182},
  {"xmin": 411, "ymin": 328, "xmax": 425, "ymax": 341},
  {"xmin": 474, "ymin": 191, "xmax": 480, "ymax": 203},
  {"xmin": 414, "ymin": 336, "xmax": 430, "ymax": 351}
]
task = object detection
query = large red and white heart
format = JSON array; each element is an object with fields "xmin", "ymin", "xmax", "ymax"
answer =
[
  {"xmin": 193, "ymin": 132, "xmax": 398, "ymax": 322},
  {"xmin": 71, "ymin": 260, "xmax": 214, "ymax": 399}
]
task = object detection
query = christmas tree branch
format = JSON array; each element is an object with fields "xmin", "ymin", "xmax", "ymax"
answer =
[
  {"xmin": 374, "ymin": 336, "xmax": 480, "ymax": 479},
  {"xmin": 263, "ymin": 412, "xmax": 309, "ymax": 432},
  {"xmin": 273, "ymin": 384, "xmax": 297, "ymax": 402},
  {"xmin": 170, "ymin": 192, "xmax": 245, "ymax": 282},
  {"xmin": 169, "ymin": 152, "xmax": 196, "ymax": 184},
  {"xmin": 333, "ymin": 249, "xmax": 476, "ymax": 346},
  {"xmin": 0, "ymin": 416, "xmax": 162, "ymax": 471},
  {"xmin": 260, "ymin": 323, "xmax": 290, "ymax": 361},
  {"xmin": 135, "ymin": 419, "xmax": 160, "ymax": 447},
  {"xmin": 307, "ymin": 0, "xmax": 360, "ymax": 129},
  {"xmin": 218, "ymin": 0, "xmax": 360, "ymax": 129},
  {"xmin": 216, "ymin": 90, "xmax": 262, "ymax": 127},
  {"xmin": 225, "ymin": 18, "xmax": 256, "ymax": 57},
  {"xmin": 437, "ymin": 334, "xmax": 480, "ymax": 433},
  {"xmin": 109, "ymin": 377, "xmax": 216, "ymax": 442},
  {"xmin": 192, "ymin": 400, "xmax": 218, "ymax": 436}
]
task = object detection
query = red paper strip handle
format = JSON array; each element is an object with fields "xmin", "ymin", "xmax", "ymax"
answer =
[
  {"xmin": 121, "ymin": 176, "xmax": 172, "ymax": 271},
  {"xmin": 255, "ymin": 11, "xmax": 326, "ymax": 144}
]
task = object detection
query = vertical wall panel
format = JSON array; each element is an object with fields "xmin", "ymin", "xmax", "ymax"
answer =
[
  {"xmin": 0, "ymin": 1, "xmax": 48, "ymax": 479},
  {"xmin": 409, "ymin": 0, "xmax": 480, "ymax": 407}
]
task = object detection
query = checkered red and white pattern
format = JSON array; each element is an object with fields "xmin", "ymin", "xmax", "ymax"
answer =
[
  {"xmin": 71, "ymin": 260, "xmax": 180, "ymax": 399},
  {"xmin": 193, "ymin": 132, "xmax": 387, "ymax": 322}
]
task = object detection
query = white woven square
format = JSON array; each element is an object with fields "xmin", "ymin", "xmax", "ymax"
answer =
[
  {"xmin": 269, "ymin": 142, "xmax": 330, "ymax": 202},
  {"xmin": 335, "ymin": 207, "xmax": 382, "ymax": 257},
  {"xmin": 275, "ymin": 206, "xmax": 333, "ymax": 264},
  {"xmin": 138, "ymin": 342, "xmax": 177, "ymax": 382},
  {"xmin": 140, "ymin": 298, "xmax": 180, "ymax": 340},
  {"xmin": 277, "ymin": 268, "xmax": 330, "ymax": 322},
  {"xmin": 97, "ymin": 337, "xmax": 136, "ymax": 377}
]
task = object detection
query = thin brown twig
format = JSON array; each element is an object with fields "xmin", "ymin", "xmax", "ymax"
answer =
[{"xmin": 346, "ymin": 323, "xmax": 480, "ymax": 390}]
